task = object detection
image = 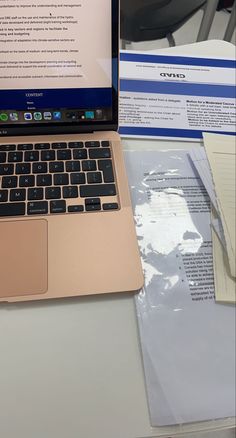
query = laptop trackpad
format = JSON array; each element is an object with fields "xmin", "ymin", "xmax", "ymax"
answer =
[{"xmin": 0, "ymin": 219, "xmax": 48, "ymax": 299}]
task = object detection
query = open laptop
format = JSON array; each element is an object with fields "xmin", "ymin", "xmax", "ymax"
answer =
[{"xmin": 0, "ymin": 0, "xmax": 143, "ymax": 302}]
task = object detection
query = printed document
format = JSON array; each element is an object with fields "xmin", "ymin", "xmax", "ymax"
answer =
[
  {"xmin": 125, "ymin": 150, "xmax": 235, "ymax": 426},
  {"xmin": 120, "ymin": 51, "xmax": 236, "ymax": 141}
]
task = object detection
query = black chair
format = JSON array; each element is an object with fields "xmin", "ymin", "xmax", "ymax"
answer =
[{"xmin": 120, "ymin": 0, "xmax": 207, "ymax": 47}]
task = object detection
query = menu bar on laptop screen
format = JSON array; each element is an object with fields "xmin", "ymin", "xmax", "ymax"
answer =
[{"xmin": 0, "ymin": 0, "xmax": 116, "ymax": 129}]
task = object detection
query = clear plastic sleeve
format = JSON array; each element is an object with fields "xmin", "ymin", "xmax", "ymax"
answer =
[{"xmin": 125, "ymin": 149, "xmax": 236, "ymax": 432}]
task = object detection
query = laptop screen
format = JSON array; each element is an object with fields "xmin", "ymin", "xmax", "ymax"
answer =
[{"xmin": 0, "ymin": 0, "xmax": 118, "ymax": 135}]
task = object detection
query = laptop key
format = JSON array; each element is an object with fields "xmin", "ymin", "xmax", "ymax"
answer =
[
  {"xmin": 41, "ymin": 150, "xmax": 55, "ymax": 161},
  {"xmin": 27, "ymin": 201, "xmax": 48, "ymax": 215},
  {"xmin": 45, "ymin": 187, "xmax": 61, "ymax": 200},
  {"xmin": 17, "ymin": 143, "xmax": 33, "ymax": 151},
  {"xmin": 35, "ymin": 143, "xmax": 50, "ymax": 150},
  {"xmin": 0, "ymin": 152, "xmax": 6, "ymax": 163},
  {"xmin": 50, "ymin": 200, "xmax": 66, "ymax": 214},
  {"xmin": 63, "ymin": 186, "xmax": 78, "ymax": 198},
  {"xmin": 85, "ymin": 141, "xmax": 100, "ymax": 148},
  {"xmin": 66, "ymin": 161, "xmax": 80, "ymax": 172},
  {"xmin": 0, "ymin": 190, "xmax": 8, "ymax": 202},
  {"xmin": 8, "ymin": 152, "xmax": 23, "ymax": 163},
  {"xmin": 89, "ymin": 148, "xmax": 111, "ymax": 159},
  {"xmin": 19, "ymin": 175, "xmax": 35, "ymax": 187},
  {"xmin": 0, "ymin": 144, "xmax": 16, "ymax": 151},
  {"xmin": 85, "ymin": 198, "xmax": 100, "ymax": 206},
  {"xmin": 37, "ymin": 174, "xmax": 52, "ymax": 186},
  {"xmin": 2, "ymin": 176, "xmax": 17, "ymax": 188},
  {"xmin": 32, "ymin": 162, "xmax": 48, "ymax": 174},
  {"xmin": 10, "ymin": 189, "xmax": 26, "ymax": 202},
  {"xmin": 25, "ymin": 151, "xmax": 39, "ymax": 162},
  {"xmin": 87, "ymin": 172, "xmax": 102, "ymax": 184},
  {"xmin": 57, "ymin": 149, "xmax": 71, "ymax": 160},
  {"xmin": 98, "ymin": 159, "xmax": 114, "ymax": 183},
  {"xmin": 82, "ymin": 160, "xmax": 96, "ymax": 172},
  {"xmin": 0, "ymin": 202, "xmax": 25, "ymax": 217},
  {"xmin": 0, "ymin": 164, "xmax": 14, "ymax": 175},
  {"xmin": 49, "ymin": 161, "xmax": 64, "ymax": 173},
  {"xmin": 80, "ymin": 184, "xmax": 116, "ymax": 198},
  {"xmin": 70, "ymin": 172, "xmax": 85, "ymax": 185},
  {"xmin": 86, "ymin": 204, "xmax": 101, "ymax": 211},
  {"xmin": 54, "ymin": 173, "xmax": 69, "ymax": 186},
  {"xmin": 68, "ymin": 205, "xmax": 84, "ymax": 213},
  {"xmin": 101, "ymin": 141, "xmax": 110, "ymax": 147},
  {"xmin": 85, "ymin": 198, "xmax": 101, "ymax": 212},
  {"xmin": 16, "ymin": 163, "xmax": 31, "ymax": 174},
  {"xmin": 28, "ymin": 188, "xmax": 44, "ymax": 201},
  {"xmin": 68, "ymin": 142, "xmax": 84, "ymax": 149},
  {"xmin": 52, "ymin": 142, "xmax": 67, "ymax": 149},
  {"xmin": 73, "ymin": 149, "xmax": 87, "ymax": 160},
  {"xmin": 103, "ymin": 203, "xmax": 118, "ymax": 210}
]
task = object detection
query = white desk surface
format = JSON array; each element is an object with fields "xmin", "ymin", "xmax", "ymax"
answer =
[{"xmin": 0, "ymin": 41, "xmax": 235, "ymax": 438}]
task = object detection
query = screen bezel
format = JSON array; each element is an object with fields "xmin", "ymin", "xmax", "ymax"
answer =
[{"xmin": 0, "ymin": 0, "xmax": 119, "ymax": 138}]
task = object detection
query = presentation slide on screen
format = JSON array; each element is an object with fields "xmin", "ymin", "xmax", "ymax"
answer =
[{"xmin": 0, "ymin": 0, "xmax": 111, "ymax": 90}]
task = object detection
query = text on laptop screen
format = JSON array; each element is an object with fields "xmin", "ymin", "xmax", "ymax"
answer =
[{"xmin": 0, "ymin": 0, "xmax": 113, "ymax": 126}]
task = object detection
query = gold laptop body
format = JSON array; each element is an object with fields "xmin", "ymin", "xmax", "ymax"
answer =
[{"xmin": 0, "ymin": 1, "xmax": 143, "ymax": 302}]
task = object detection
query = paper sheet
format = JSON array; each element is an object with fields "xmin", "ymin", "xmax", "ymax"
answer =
[
  {"xmin": 119, "ymin": 51, "xmax": 236, "ymax": 141},
  {"xmin": 203, "ymin": 133, "xmax": 236, "ymax": 278},
  {"xmin": 189, "ymin": 147, "xmax": 219, "ymax": 213},
  {"xmin": 212, "ymin": 224, "xmax": 236, "ymax": 304},
  {"xmin": 211, "ymin": 216, "xmax": 227, "ymax": 250},
  {"xmin": 125, "ymin": 150, "xmax": 236, "ymax": 426},
  {"xmin": 188, "ymin": 147, "xmax": 227, "ymax": 248},
  {"xmin": 188, "ymin": 145, "xmax": 235, "ymax": 303}
]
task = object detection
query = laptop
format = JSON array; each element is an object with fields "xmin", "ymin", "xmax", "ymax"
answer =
[{"xmin": 0, "ymin": 0, "xmax": 143, "ymax": 302}]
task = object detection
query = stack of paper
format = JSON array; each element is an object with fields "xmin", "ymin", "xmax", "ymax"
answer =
[{"xmin": 189, "ymin": 133, "xmax": 236, "ymax": 304}]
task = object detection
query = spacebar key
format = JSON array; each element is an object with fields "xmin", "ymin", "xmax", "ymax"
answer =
[
  {"xmin": 80, "ymin": 184, "xmax": 116, "ymax": 197},
  {"xmin": 0, "ymin": 202, "xmax": 25, "ymax": 217}
]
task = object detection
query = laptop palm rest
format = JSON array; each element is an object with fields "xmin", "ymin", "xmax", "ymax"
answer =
[{"xmin": 0, "ymin": 219, "xmax": 48, "ymax": 299}]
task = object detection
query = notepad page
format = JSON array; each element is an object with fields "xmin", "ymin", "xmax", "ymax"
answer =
[
  {"xmin": 203, "ymin": 133, "xmax": 236, "ymax": 278},
  {"xmin": 211, "ymin": 210, "xmax": 236, "ymax": 304},
  {"xmin": 189, "ymin": 147, "xmax": 219, "ymax": 213}
]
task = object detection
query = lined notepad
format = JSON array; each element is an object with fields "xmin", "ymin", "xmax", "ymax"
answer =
[
  {"xmin": 211, "ymin": 211, "xmax": 236, "ymax": 304},
  {"xmin": 203, "ymin": 133, "xmax": 236, "ymax": 279}
]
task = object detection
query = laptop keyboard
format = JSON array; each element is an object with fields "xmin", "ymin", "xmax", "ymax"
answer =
[{"xmin": 0, "ymin": 140, "xmax": 119, "ymax": 217}]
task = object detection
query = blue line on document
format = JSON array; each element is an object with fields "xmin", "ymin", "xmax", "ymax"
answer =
[
  {"xmin": 120, "ymin": 79, "xmax": 236, "ymax": 99},
  {"xmin": 119, "ymin": 127, "xmax": 236, "ymax": 139},
  {"xmin": 120, "ymin": 53, "xmax": 236, "ymax": 69}
]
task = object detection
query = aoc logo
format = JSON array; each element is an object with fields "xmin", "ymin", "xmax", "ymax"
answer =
[{"xmin": 160, "ymin": 73, "xmax": 185, "ymax": 78}]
